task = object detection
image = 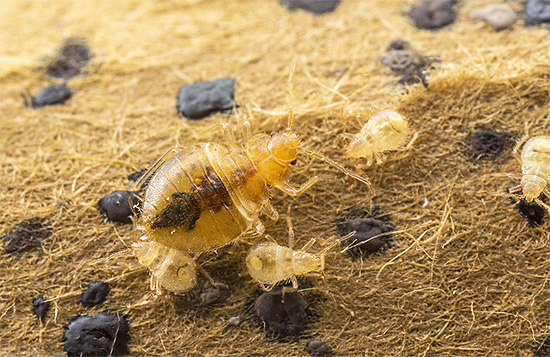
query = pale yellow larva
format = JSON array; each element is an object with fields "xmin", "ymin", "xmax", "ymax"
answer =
[
  {"xmin": 520, "ymin": 136, "xmax": 550, "ymax": 202},
  {"xmin": 246, "ymin": 241, "xmax": 323, "ymax": 290},
  {"xmin": 132, "ymin": 238, "xmax": 197, "ymax": 294},
  {"xmin": 344, "ymin": 109, "xmax": 408, "ymax": 166}
]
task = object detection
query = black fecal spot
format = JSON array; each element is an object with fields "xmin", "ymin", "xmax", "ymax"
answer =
[
  {"xmin": 508, "ymin": 185, "xmax": 546, "ymax": 226},
  {"xmin": 339, "ymin": 218, "xmax": 394, "ymax": 257},
  {"xmin": 98, "ymin": 191, "xmax": 140, "ymax": 224},
  {"xmin": 410, "ymin": 0, "xmax": 458, "ymax": 30},
  {"xmin": 307, "ymin": 340, "xmax": 330, "ymax": 356},
  {"xmin": 471, "ymin": 128, "xmax": 509, "ymax": 159},
  {"xmin": 126, "ymin": 168, "xmax": 147, "ymax": 182},
  {"xmin": 388, "ymin": 39, "xmax": 410, "ymax": 51},
  {"xmin": 381, "ymin": 44, "xmax": 436, "ymax": 89},
  {"xmin": 63, "ymin": 311, "xmax": 130, "ymax": 357},
  {"xmin": 281, "ymin": 0, "xmax": 341, "ymax": 14},
  {"xmin": 23, "ymin": 84, "xmax": 72, "ymax": 108},
  {"xmin": 176, "ymin": 78, "xmax": 236, "ymax": 120},
  {"xmin": 82, "ymin": 282, "xmax": 111, "ymax": 307},
  {"xmin": 151, "ymin": 192, "xmax": 201, "ymax": 230},
  {"xmin": 255, "ymin": 287, "xmax": 308, "ymax": 337},
  {"xmin": 32, "ymin": 296, "xmax": 50, "ymax": 322},
  {"xmin": 516, "ymin": 198, "xmax": 545, "ymax": 226},
  {"xmin": 47, "ymin": 38, "xmax": 91, "ymax": 79},
  {"xmin": 3, "ymin": 217, "xmax": 52, "ymax": 254},
  {"xmin": 525, "ymin": 0, "xmax": 550, "ymax": 24}
]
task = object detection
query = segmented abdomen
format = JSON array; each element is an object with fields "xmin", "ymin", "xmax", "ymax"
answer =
[
  {"xmin": 133, "ymin": 239, "xmax": 197, "ymax": 294},
  {"xmin": 137, "ymin": 143, "xmax": 268, "ymax": 253}
]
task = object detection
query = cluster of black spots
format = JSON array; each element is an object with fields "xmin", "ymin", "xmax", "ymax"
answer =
[
  {"xmin": 176, "ymin": 78, "xmax": 236, "ymax": 120},
  {"xmin": 82, "ymin": 282, "xmax": 111, "ymax": 307},
  {"xmin": 98, "ymin": 190, "xmax": 140, "ymax": 224},
  {"xmin": 22, "ymin": 83, "xmax": 72, "ymax": 108},
  {"xmin": 280, "ymin": 0, "xmax": 341, "ymax": 14},
  {"xmin": 32, "ymin": 296, "xmax": 50, "ymax": 322},
  {"xmin": 410, "ymin": 0, "xmax": 458, "ymax": 30},
  {"xmin": 63, "ymin": 311, "xmax": 130, "ymax": 356},
  {"xmin": 338, "ymin": 217, "xmax": 394, "ymax": 257},
  {"xmin": 381, "ymin": 41, "xmax": 435, "ymax": 88},
  {"xmin": 307, "ymin": 340, "xmax": 330, "ymax": 356},
  {"xmin": 46, "ymin": 38, "xmax": 91, "ymax": 79},
  {"xmin": 3, "ymin": 217, "xmax": 52, "ymax": 254},
  {"xmin": 126, "ymin": 168, "xmax": 148, "ymax": 182},
  {"xmin": 254, "ymin": 287, "xmax": 309, "ymax": 338},
  {"xmin": 508, "ymin": 186, "xmax": 546, "ymax": 226},
  {"xmin": 470, "ymin": 128, "xmax": 509, "ymax": 159},
  {"xmin": 525, "ymin": 0, "xmax": 550, "ymax": 24}
]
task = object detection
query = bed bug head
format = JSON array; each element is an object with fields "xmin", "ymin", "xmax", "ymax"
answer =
[{"xmin": 245, "ymin": 129, "xmax": 301, "ymax": 186}]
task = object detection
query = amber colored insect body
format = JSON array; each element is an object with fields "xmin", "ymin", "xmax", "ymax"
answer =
[
  {"xmin": 520, "ymin": 136, "xmax": 550, "ymax": 202},
  {"xmin": 344, "ymin": 109, "xmax": 408, "ymax": 166},
  {"xmin": 246, "ymin": 242, "xmax": 323, "ymax": 289},
  {"xmin": 134, "ymin": 128, "xmax": 317, "ymax": 293}
]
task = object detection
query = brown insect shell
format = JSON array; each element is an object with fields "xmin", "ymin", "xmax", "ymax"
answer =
[
  {"xmin": 246, "ymin": 242, "xmax": 321, "ymax": 285},
  {"xmin": 521, "ymin": 136, "xmax": 550, "ymax": 201},
  {"xmin": 245, "ymin": 129, "xmax": 301, "ymax": 188},
  {"xmin": 346, "ymin": 110, "xmax": 408, "ymax": 159}
]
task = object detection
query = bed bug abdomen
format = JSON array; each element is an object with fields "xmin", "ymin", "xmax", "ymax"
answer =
[
  {"xmin": 521, "ymin": 136, "xmax": 550, "ymax": 202},
  {"xmin": 133, "ymin": 238, "xmax": 197, "ymax": 294}
]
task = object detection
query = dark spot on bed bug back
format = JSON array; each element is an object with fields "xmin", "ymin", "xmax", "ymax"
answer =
[
  {"xmin": 23, "ymin": 84, "xmax": 72, "ymax": 108},
  {"xmin": 32, "ymin": 296, "xmax": 50, "ymax": 322},
  {"xmin": 410, "ymin": 0, "xmax": 458, "ymax": 30},
  {"xmin": 280, "ymin": 0, "xmax": 341, "ymax": 14},
  {"xmin": 63, "ymin": 311, "xmax": 130, "ymax": 357},
  {"xmin": 98, "ymin": 191, "xmax": 140, "ymax": 224},
  {"xmin": 176, "ymin": 78, "xmax": 236, "ymax": 120},
  {"xmin": 47, "ymin": 38, "xmax": 91, "ymax": 79},
  {"xmin": 3, "ymin": 217, "xmax": 52, "ymax": 254},
  {"xmin": 82, "ymin": 282, "xmax": 111, "ymax": 307}
]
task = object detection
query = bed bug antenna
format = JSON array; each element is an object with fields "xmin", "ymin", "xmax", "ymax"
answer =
[
  {"xmin": 303, "ymin": 148, "xmax": 372, "ymax": 189},
  {"xmin": 287, "ymin": 59, "xmax": 297, "ymax": 130}
]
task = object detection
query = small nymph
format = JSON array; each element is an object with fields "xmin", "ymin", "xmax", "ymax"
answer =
[
  {"xmin": 246, "ymin": 214, "xmax": 354, "ymax": 290},
  {"xmin": 343, "ymin": 109, "xmax": 409, "ymax": 166},
  {"xmin": 520, "ymin": 136, "xmax": 550, "ymax": 202}
]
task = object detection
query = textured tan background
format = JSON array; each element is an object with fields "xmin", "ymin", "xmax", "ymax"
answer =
[{"xmin": 1, "ymin": 0, "xmax": 549, "ymax": 355}]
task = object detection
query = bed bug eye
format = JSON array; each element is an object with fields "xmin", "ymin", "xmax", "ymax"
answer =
[
  {"xmin": 270, "ymin": 132, "xmax": 277, "ymax": 137},
  {"xmin": 290, "ymin": 159, "xmax": 297, "ymax": 165}
]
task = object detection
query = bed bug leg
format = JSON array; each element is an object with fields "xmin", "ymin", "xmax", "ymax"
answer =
[
  {"xmin": 261, "ymin": 202, "xmax": 279, "ymax": 225},
  {"xmin": 243, "ymin": 118, "xmax": 251, "ymax": 141},
  {"xmin": 275, "ymin": 176, "xmax": 318, "ymax": 196}
]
